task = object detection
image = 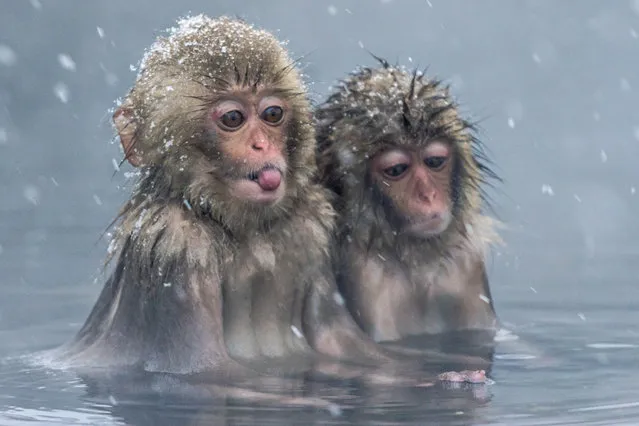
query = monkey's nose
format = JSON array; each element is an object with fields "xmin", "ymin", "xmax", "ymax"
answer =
[{"xmin": 416, "ymin": 186, "xmax": 435, "ymax": 203}]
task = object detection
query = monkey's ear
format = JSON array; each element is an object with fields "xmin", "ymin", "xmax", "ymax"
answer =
[{"xmin": 113, "ymin": 106, "xmax": 143, "ymax": 167}]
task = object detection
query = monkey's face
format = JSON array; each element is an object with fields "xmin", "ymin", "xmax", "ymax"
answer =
[
  {"xmin": 209, "ymin": 91, "xmax": 290, "ymax": 205},
  {"xmin": 370, "ymin": 140, "xmax": 453, "ymax": 238}
]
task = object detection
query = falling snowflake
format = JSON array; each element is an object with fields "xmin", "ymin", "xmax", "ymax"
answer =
[
  {"xmin": 541, "ymin": 184, "xmax": 554, "ymax": 196},
  {"xmin": 53, "ymin": 82, "xmax": 70, "ymax": 103},
  {"xmin": 0, "ymin": 44, "xmax": 17, "ymax": 67},
  {"xmin": 58, "ymin": 54, "xmax": 76, "ymax": 71},
  {"xmin": 97, "ymin": 27, "xmax": 105, "ymax": 38},
  {"xmin": 290, "ymin": 325, "xmax": 303, "ymax": 338},
  {"xmin": 23, "ymin": 185, "xmax": 41, "ymax": 205}
]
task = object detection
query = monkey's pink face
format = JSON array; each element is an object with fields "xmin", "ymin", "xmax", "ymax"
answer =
[
  {"xmin": 210, "ymin": 93, "xmax": 289, "ymax": 205},
  {"xmin": 371, "ymin": 141, "xmax": 453, "ymax": 238}
]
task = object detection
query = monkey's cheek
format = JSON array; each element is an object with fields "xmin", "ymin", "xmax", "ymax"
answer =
[{"xmin": 229, "ymin": 180, "xmax": 286, "ymax": 205}]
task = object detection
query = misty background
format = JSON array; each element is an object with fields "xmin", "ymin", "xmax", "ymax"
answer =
[{"xmin": 1, "ymin": 0, "xmax": 638, "ymax": 358}]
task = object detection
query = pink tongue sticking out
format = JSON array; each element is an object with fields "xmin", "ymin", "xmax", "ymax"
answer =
[{"xmin": 257, "ymin": 168, "xmax": 281, "ymax": 191}]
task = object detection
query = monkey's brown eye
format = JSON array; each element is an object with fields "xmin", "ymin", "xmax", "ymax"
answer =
[
  {"xmin": 261, "ymin": 106, "xmax": 284, "ymax": 124},
  {"xmin": 220, "ymin": 110, "xmax": 245, "ymax": 130},
  {"xmin": 425, "ymin": 156, "xmax": 447, "ymax": 170},
  {"xmin": 383, "ymin": 164, "xmax": 409, "ymax": 178}
]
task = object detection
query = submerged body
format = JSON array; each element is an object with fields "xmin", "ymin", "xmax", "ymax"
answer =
[{"xmin": 316, "ymin": 60, "xmax": 501, "ymax": 343}]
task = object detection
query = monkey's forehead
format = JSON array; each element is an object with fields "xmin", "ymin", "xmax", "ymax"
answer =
[{"xmin": 137, "ymin": 15, "xmax": 288, "ymax": 78}]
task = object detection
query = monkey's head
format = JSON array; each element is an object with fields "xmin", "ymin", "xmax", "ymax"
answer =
[
  {"xmin": 317, "ymin": 61, "xmax": 493, "ymax": 242},
  {"xmin": 112, "ymin": 15, "xmax": 315, "ymax": 232}
]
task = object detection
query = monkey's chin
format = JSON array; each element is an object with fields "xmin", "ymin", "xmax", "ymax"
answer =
[
  {"xmin": 405, "ymin": 212, "xmax": 452, "ymax": 239},
  {"xmin": 230, "ymin": 179, "xmax": 286, "ymax": 205}
]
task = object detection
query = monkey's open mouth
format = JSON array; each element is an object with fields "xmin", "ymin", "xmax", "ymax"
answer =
[{"xmin": 246, "ymin": 166, "xmax": 282, "ymax": 192}]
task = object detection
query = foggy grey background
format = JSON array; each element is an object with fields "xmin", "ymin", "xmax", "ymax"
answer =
[{"xmin": 1, "ymin": 0, "xmax": 638, "ymax": 355}]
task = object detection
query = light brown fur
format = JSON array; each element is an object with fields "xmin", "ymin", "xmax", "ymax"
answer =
[{"xmin": 316, "ymin": 61, "xmax": 501, "ymax": 343}]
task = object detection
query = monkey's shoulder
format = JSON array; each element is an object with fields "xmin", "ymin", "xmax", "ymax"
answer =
[{"xmin": 115, "ymin": 202, "xmax": 223, "ymax": 271}]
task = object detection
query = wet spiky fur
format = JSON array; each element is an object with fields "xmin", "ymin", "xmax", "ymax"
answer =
[
  {"xmin": 316, "ymin": 60, "xmax": 501, "ymax": 262},
  {"xmin": 315, "ymin": 60, "xmax": 502, "ymax": 339},
  {"xmin": 118, "ymin": 15, "xmax": 317, "ymax": 239},
  {"xmin": 54, "ymin": 16, "xmax": 386, "ymax": 374}
]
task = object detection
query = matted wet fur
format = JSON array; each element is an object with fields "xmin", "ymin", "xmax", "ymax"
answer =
[
  {"xmin": 49, "ymin": 15, "xmax": 401, "ymax": 375},
  {"xmin": 48, "ymin": 17, "xmax": 491, "ymax": 386},
  {"xmin": 316, "ymin": 58, "xmax": 503, "ymax": 342}
]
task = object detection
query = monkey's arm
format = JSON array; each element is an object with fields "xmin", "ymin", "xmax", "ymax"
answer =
[
  {"xmin": 302, "ymin": 272, "xmax": 391, "ymax": 365},
  {"xmin": 452, "ymin": 258, "xmax": 499, "ymax": 332},
  {"xmin": 60, "ymin": 207, "xmax": 233, "ymax": 374}
]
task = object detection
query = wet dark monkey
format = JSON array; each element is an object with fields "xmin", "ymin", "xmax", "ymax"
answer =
[
  {"xmin": 316, "ymin": 60, "xmax": 502, "ymax": 344},
  {"xmin": 46, "ymin": 15, "xmax": 486, "ymax": 391}
]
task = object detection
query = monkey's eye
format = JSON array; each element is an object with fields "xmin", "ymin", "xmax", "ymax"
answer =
[
  {"xmin": 219, "ymin": 110, "xmax": 245, "ymax": 130},
  {"xmin": 261, "ymin": 106, "xmax": 284, "ymax": 125},
  {"xmin": 383, "ymin": 164, "xmax": 409, "ymax": 178},
  {"xmin": 424, "ymin": 156, "xmax": 447, "ymax": 170}
]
